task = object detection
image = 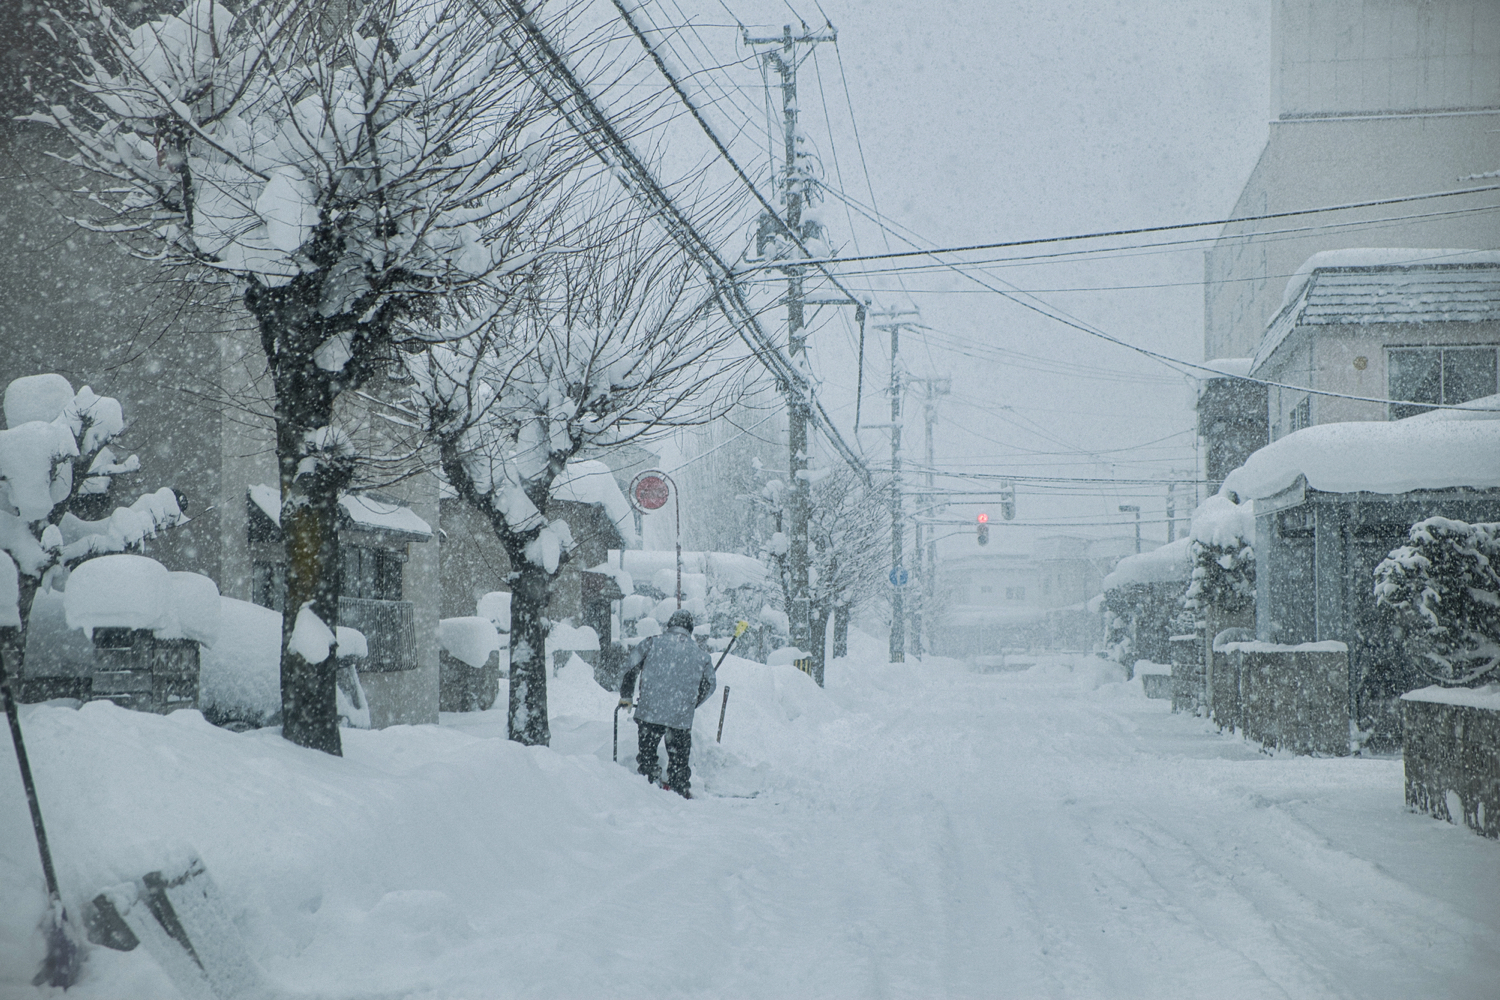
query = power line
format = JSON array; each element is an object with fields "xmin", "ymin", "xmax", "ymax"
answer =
[{"xmin": 735, "ymin": 182, "xmax": 1500, "ymax": 272}]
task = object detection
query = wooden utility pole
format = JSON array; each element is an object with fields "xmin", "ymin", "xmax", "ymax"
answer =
[
  {"xmin": 908, "ymin": 377, "xmax": 950, "ymax": 657},
  {"xmin": 745, "ymin": 24, "xmax": 836, "ymax": 655},
  {"xmin": 868, "ymin": 310, "xmax": 919, "ymax": 662}
]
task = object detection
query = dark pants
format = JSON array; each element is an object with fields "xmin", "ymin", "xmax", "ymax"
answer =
[{"xmin": 636, "ymin": 722, "xmax": 692, "ymax": 793}]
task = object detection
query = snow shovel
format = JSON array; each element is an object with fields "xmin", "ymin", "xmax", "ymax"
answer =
[
  {"xmin": 84, "ymin": 853, "xmax": 282, "ymax": 1000},
  {"xmin": 0, "ymin": 649, "xmax": 84, "ymax": 988},
  {"xmin": 712, "ymin": 621, "xmax": 750, "ymax": 744}
]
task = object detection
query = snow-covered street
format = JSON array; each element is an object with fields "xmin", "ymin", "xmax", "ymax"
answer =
[{"xmin": 4, "ymin": 646, "xmax": 1496, "ymax": 999}]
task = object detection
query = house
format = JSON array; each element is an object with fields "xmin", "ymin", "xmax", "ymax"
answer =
[
  {"xmin": 1222, "ymin": 401, "xmax": 1500, "ymax": 748},
  {"xmin": 1198, "ymin": 0, "xmax": 1500, "ymax": 471},
  {"xmin": 1252, "ymin": 251, "xmax": 1500, "ymax": 440}
]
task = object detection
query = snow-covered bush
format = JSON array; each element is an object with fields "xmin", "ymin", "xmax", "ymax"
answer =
[
  {"xmin": 32, "ymin": 0, "xmax": 579, "ymax": 754},
  {"xmin": 0, "ymin": 375, "xmax": 183, "ymax": 677},
  {"xmin": 1183, "ymin": 494, "xmax": 1256, "ymax": 615},
  {"xmin": 1375, "ymin": 517, "xmax": 1500, "ymax": 686}
]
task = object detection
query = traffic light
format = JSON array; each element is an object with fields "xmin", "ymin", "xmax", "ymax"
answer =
[
  {"xmin": 1000, "ymin": 480, "xmax": 1016, "ymax": 521},
  {"xmin": 976, "ymin": 512, "xmax": 990, "ymax": 546}
]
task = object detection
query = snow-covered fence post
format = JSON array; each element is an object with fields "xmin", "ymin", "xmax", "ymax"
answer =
[
  {"xmin": 1375, "ymin": 517, "xmax": 1500, "ymax": 688},
  {"xmin": 413, "ymin": 201, "xmax": 742, "ymax": 745},
  {"xmin": 32, "ymin": 1, "xmax": 580, "ymax": 753}
]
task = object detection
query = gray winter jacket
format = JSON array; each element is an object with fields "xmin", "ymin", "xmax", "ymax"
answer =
[{"xmin": 622, "ymin": 627, "xmax": 716, "ymax": 731}]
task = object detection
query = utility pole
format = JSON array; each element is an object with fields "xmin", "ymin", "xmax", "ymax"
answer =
[
  {"xmin": 745, "ymin": 23, "xmax": 837, "ymax": 656},
  {"xmin": 1166, "ymin": 483, "xmax": 1176, "ymax": 543},
  {"xmin": 906, "ymin": 377, "xmax": 949, "ymax": 658},
  {"xmin": 1120, "ymin": 504, "xmax": 1142, "ymax": 553},
  {"xmin": 868, "ymin": 310, "xmax": 919, "ymax": 662}
]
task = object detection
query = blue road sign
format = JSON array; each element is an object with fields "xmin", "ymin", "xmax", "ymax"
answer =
[{"xmin": 889, "ymin": 566, "xmax": 909, "ymax": 587}]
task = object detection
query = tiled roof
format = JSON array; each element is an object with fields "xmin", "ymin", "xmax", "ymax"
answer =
[{"xmin": 1252, "ymin": 263, "xmax": 1500, "ymax": 373}]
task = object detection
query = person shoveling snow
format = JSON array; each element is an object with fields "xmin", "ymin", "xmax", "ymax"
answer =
[{"xmin": 619, "ymin": 610, "xmax": 715, "ymax": 798}]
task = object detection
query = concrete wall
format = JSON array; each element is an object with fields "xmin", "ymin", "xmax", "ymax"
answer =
[
  {"xmin": 1402, "ymin": 695, "xmax": 1500, "ymax": 839},
  {"xmin": 1216, "ymin": 642, "xmax": 1350, "ymax": 755}
]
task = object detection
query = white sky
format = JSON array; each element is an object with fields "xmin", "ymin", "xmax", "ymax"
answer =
[{"xmin": 631, "ymin": 0, "xmax": 1275, "ymax": 553}]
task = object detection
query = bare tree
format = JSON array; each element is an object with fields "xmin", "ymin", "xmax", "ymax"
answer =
[
  {"xmin": 751, "ymin": 468, "xmax": 887, "ymax": 683},
  {"xmin": 30, "ymin": 0, "xmax": 581, "ymax": 753},
  {"xmin": 413, "ymin": 197, "xmax": 747, "ymax": 745}
]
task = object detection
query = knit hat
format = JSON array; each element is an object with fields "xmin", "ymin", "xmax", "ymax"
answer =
[{"xmin": 666, "ymin": 609, "xmax": 695, "ymax": 631}]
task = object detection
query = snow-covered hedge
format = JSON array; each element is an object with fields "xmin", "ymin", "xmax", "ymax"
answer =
[
  {"xmin": 1375, "ymin": 517, "xmax": 1500, "ymax": 687},
  {"xmin": 1183, "ymin": 494, "xmax": 1255, "ymax": 613}
]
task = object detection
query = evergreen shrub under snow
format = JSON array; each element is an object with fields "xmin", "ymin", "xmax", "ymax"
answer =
[{"xmin": 1375, "ymin": 517, "xmax": 1500, "ymax": 687}]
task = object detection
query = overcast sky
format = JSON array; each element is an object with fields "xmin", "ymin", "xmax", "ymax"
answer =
[{"xmin": 645, "ymin": 0, "xmax": 1275, "ymax": 553}]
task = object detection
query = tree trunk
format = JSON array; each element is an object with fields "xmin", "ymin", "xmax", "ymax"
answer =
[
  {"xmin": 505, "ymin": 544, "xmax": 551, "ymax": 746},
  {"xmin": 248, "ymin": 274, "xmax": 366, "ymax": 756},
  {"xmin": 832, "ymin": 603, "xmax": 850, "ymax": 660},
  {"xmin": 809, "ymin": 603, "xmax": 829, "ymax": 687}
]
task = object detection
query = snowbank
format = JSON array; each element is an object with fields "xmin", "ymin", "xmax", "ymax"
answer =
[
  {"xmin": 1221, "ymin": 414, "xmax": 1500, "ymax": 501},
  {"xmin": 439, "ymin": 617, "xmax": 499, "ymax": 668},
  {"xmin": 199, "ymin": 598, "xmax": 281, "ymax": 724},
  {"xmin": 547, "ymin": 622, "xmax": 599, "ymax": 653},
  {"xmin": 1101, "ymin": 537, "xmax": 1192, "ymax": 591}
]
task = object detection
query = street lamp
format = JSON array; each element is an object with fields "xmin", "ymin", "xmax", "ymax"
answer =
[{"xmin": 1119, "ymin": 505, "xmax": 1141, "ymax": 554}]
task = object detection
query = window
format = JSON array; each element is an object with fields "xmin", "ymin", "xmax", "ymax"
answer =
[
  {"xmin": 1388, "ymin": 346, "xmax": 1498, "ymax": 420},
  {"xmin": 1289, "ymin": 396, "xmax": 1311, "ymax": 433},
  {"xmin": 341, "ymin": 546, "xmax": 405, "ymax": 601},
  {"xmin": 252, "ymin": 561, "xmax": 285, "ymax": 612}
]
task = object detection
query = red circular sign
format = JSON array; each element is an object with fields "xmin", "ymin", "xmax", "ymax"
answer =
[{"xmin": 632, "ymin": 473, "xmax": 670, "ymax": 511}]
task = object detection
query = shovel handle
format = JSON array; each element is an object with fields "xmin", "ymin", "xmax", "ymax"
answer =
[{"xmin": 716, "ymin": 686, "xmax": 730, "ymax": 743}]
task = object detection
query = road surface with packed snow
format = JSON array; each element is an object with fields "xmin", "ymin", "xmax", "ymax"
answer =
[{"xmin": 2, "ymin": 643, "xmax": 1496, "ymax": 998}]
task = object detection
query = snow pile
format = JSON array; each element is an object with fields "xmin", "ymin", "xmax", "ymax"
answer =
[
  {"xmin": 767, "ymin": 647, "xmax": 811, "ymax": 667},
  {"xmin": 438, "ymin": 617, "xmax": 500, "ymax": 668},
  {"xmin": 336, "ymin": 627, "xmax": 368, "ymax": 660},
  {"xmin": 550, "ymin": 461, "xmax": 635, "ymax": 545},
  {"xmin": 1222, "ymin": 413, "xmax": 1500, "ymax": 500},
  {"xmin": 199, "ymin": 598, "xmax": 281, "ymax": 725},
  {"xmin": 1400, "ymin": 684, "xmax": 1500, "ymax": 711},
  {"xmin": 62, "ymin": 555, "xmax": 219, "ymax": 642},
  {"xmin": 475, "ymin": 591, "xmax": 511, "ymax": 633},
  {"xmin": 1101, "ymin": 537, "xmax": 1192, "ymax": 591},
  {"xmin": 288, "ymin": 604, "xmax": 335, "ymax": 664},
  {"xmin": 547, "ymin": 623, "xmax": 599, "ymax": 653}
]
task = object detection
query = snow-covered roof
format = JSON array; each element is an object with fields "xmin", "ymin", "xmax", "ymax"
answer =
[
  {"xmin": 550, "ymin": 460, "xmax": 636, "ymax": 545},
  {"xmin": 1222, "ymin": 401, "xmax": 1500, "ymax": 501},
  {"xmin": 249, "ymin": 485, "xmax": 432, "ymax": 541},
  {"xmin": 1101, "ymin": 537, "xmax": 1192, "ymax": 591},
  {"xmin": 1253, "ymin": 250, "xmax": 1500, "ymax": 373}
]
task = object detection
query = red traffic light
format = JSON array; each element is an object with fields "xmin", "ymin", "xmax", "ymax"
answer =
[{"xmin": 976, "ymin": 512, "xmax": 989, "ymax": 523}]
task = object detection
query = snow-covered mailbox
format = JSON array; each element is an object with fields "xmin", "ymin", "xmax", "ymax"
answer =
[
  {"xmin": 62, "ymin": 555, "xmax": 219, "ymax": 714},
  {"xmin": 1222, "ymin": 402, "xmax": 1500, "ymax": 752}
]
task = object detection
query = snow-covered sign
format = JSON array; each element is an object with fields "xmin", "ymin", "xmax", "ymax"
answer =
[
  {"xmin": 629, "ymin": 471, "xmax": 672, "ymax": 513},
  {"xmin": 1222, "ymin": 399, "xmax": 1500, "ymax": 501},
  {"xmin": 1101, "ymin": 538, "xmax": 1193, "ymax": 592}
]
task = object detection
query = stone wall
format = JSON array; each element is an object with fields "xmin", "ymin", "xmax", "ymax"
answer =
[
  {"xmin": 1401, "ymin": 691, "xmax": 1500, "ymax": 840},
  {"xmin": 1214, "ymin": 641, "xmax": 1349, "ymax": 755}
]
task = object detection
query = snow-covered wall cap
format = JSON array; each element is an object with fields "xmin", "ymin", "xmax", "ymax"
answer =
[
  {"xmin": 1400, "ymin": 684, "xmax": 1500, "ymax": 711},
  {"xmin": 1101, "ymin": 537, "xmax": 1193, "ymax": 591},
  {"xmin": 1279, "ymin": 248, "xmax": 1500, "ymax": 312},
  {"xmin": 550, "ymin": 460, "xmax": 636, "ymax": 546},
  {"xmin": 1221, "ymin": 415, "xmax": 1500, "ymax": 501},
  {"xmin": 1189, "ymin": 494, "xmax": 1255, "ymax": 547},
  {"xmin": 63, "ymin": 554, "xmax": 220, "ymax": 642},
  {"xmin": 1198, "ymin": 358, "xmax": 1253, "ymax": 379}
]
